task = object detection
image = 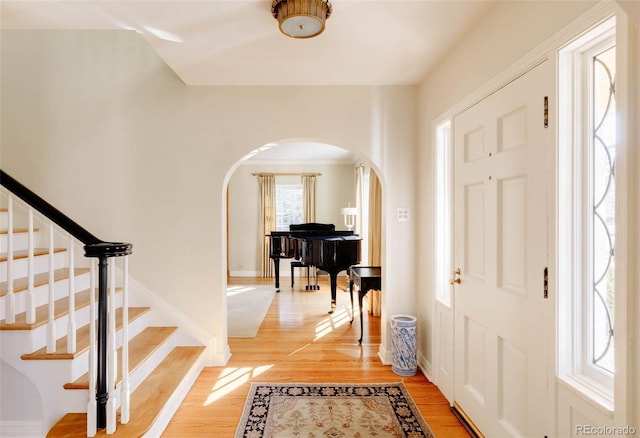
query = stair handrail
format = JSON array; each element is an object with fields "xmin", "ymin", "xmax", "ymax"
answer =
[{"xmin": 0, "ymin": 169, "xmax": 132, "ymax": 435}]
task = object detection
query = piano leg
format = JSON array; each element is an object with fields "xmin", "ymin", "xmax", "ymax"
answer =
[
  {"xmin": 305, "ymin": 266, "xmax": 321, "ymax": 291},
  {"xmin": 273, "ymin": 257, "xmax": 281, "ymax": 293},
  {"xmin": 348, "ymin": 279, "xmax": 366, "ymax": 344},
  {"xmin": 328, "ymin": 273, "xmax": 338, "ymax": 314},
  {"xmin": 358, "ymin": 290, "xmax": 366, "ymax": 344},
  {"xmin": 349, "ymin": 278, "xmax": 355, "ymax": 323},
  {"xmin": 313, "ymin": 268, "xmax": 320, "ymax": 290},
  {"xmin": 305, "ymin": 266, "xmax": 312, "ymax": 290}
]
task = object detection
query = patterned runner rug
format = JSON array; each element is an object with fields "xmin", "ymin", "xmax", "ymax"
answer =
[{"xmin": 235, "ymin": 382, "xmax": 435, "ymax": 437}]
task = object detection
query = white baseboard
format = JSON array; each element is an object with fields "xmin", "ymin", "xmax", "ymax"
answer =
[
  {"xmin": 229, "ymin": 270, "xmax": 261, "ymax": 277},
  {"xmin": 417, "ymin": 351, "xmax": 433, "ymax": 382},
  {"xmin": 377, "ymin": 343, "xmax": 392, "ymax": 366}
]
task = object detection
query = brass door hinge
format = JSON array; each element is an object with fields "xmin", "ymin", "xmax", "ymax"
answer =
[{"xmin": 544, "ymin": 96, "xmax": 549, "ymax": 128}]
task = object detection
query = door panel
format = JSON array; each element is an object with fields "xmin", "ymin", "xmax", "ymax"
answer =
[{"xmin": 453, "ymin": 61, "xmax": 551, "ymax": 437}]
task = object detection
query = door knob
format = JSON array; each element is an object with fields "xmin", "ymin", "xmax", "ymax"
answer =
[{"xmin": 449, "ymin": 268, "xmax": 461, "ymax": 285}]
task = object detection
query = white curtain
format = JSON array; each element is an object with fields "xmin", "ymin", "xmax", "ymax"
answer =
[
  {"xmin": 302, "ymin": 175, "xmax": 317, "ymax": 223},
  {"xmin": 258, "ymin": 174, "xmax": 276, "ymax": 277},
  {"xmin": 354, "ymin": 164, "xmax": 365, "ymax": 235}
]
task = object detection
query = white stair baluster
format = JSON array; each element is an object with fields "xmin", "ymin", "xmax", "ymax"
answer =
[
  {"xmin": 87, "ymin": 259, "xmax": 97, "ymax": 437},
  {"xmin": 46, "ymin": 222, "xmax": 56, "ymax": 353},
  {"xmin": 120, "ymin": 256, "xmax": 130, "ymax": 424},
  {"xmin": 6, "ymin": 195, "xmax": 15, "ymax": 324},
  {"xmin": 67, "ymin": 236, "xmax": 76, "ymax": 353},
  {"xmin": 26, "ymin": 207, "xmax": 36, "ymax": 324},
  {"xmin": 106, "ymin": 262, "xmax": 117, "ymax": 434}
]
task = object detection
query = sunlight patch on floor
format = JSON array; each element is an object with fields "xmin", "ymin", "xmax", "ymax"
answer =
[
  {"xmin": 288, "ymin": 343, "xmax": 312, "ymax": 357},
  {"xmin": 203, "ymin": 365, "xmax": 273, "ymax": 406},
  {"xmin": 226, "ymin": 285, "xmax": 258, "ymax": 297},
  {"xmin": 314, "ymin": 306, "xmax": 353, "ymax": 341}
]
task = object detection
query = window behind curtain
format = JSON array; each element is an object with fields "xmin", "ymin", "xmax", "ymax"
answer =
[{"xmin": 276, "ymin": 184, "xmax": 303, "ymax": 231}]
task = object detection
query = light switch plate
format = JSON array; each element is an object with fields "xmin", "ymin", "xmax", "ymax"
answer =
[{"xmin": 397, "ymin": 208, "xmax": 409, "ymax": 221}]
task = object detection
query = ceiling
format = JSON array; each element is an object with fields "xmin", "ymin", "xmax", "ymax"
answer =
[
  {"xmin": 1, "ymin": 0, "xmax": 495, "ymax": 162},
  {"xmin": 1, "ymin": 0, "xmax": 495, "ymax": 87}
]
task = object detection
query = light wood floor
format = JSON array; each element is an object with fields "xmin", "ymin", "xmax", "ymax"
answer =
[{"xmin": 163, "ymin": 276, "xmax": 471, "ymax": 437}]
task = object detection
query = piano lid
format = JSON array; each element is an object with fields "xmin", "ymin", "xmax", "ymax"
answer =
[
  {"xmin": 299, "ymin": 235, "xmax": 361, "ymax": 241},
  {"xmin": 289, "ymin": 223, "xmax": 335, "ymax": 232}
]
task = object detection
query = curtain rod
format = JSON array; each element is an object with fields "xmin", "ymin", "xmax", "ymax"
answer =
[{"xmin": 252, "ymin": 172, "xmax": 322, "ymax": 177}]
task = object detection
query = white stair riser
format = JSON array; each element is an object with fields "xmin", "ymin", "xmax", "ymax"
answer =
[
  {"xmin": 0, "ymin": 273, "xmax": 92, "ymax": 321},
  {"xmin": 0, "ymin": 251, "xmax": 67, "ymax": 282},
  {"xmin": 0, "ymin": 232, "xmax": 30, "ymax": 252},
  {"xmin": 1, "ymin": 230, "xmax": 73, "ymax": 253}
]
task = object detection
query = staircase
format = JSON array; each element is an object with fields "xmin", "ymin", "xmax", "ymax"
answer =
[{"xmin": 1, "ymin": 184, "xmax": 207, "ymax": 437}]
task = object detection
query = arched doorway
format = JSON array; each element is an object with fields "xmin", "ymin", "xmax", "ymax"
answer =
[{"xmin": 223, "ymin": 140, "xmax": 383, "ymax": 344}]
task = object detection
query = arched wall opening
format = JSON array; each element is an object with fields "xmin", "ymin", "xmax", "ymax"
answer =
[{"xmin": 221, "ymin": 138, "xmax": 386, "ymax": 354}]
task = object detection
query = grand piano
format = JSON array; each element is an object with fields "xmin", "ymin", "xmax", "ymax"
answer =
[{"xmin": 268, "ymin": 223, "xmax": 361, "ymax": 313}]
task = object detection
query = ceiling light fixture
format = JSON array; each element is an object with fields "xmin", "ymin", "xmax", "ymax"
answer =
[{"xmin": 271, "ymin": 0, "xmax": 332, "ymax": 39}]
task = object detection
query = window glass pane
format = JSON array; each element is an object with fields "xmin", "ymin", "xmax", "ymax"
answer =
[
  {"xmin": 435, "ymin": 121, "xmax": 452, "ymax": 305},
  {"xmin": 276, "ymin": 184, "xmax": 303, "ymax": 231},
  {"xmin": 591, "ymin": 45, "xmax": 615, "ymax": 373}
]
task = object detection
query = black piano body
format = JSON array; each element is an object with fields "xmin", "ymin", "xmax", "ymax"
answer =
[
  {"xmin": 294, "ymin": 234, "xmax": 361, "ymax": 312},
  {"xmin": 267, "ymin": 223, "xmax": 361, "ymax": 312},
  {"xmin": 268, "ymin": 223, "xmax": 336, "ymax": 291}
]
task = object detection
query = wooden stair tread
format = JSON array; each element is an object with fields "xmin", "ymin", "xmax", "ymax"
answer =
[
  {"xmin": 0, "ymin": 247, "xmax": 66, "ymax": 262},
  {"xmin": 0, "ymin": 267, "xmax": 90, "ymax": 297},
  {"xmin": 64, "ymin": 326, "xmax": 178, "ymax": 389},
  {"xmin": 0, "ymin": 288, "xmax": 123, "ymax": 330},
  {"xmin": 0, "ymin": 227, "xmax": 40, "ymax": 235},
  {"xmin": 21, "ymin": 307, "xmax": 150, "ymax": 360},
  {"xmin": 47, "ymin": 346, "xmax": 206, "ymax": 438}
]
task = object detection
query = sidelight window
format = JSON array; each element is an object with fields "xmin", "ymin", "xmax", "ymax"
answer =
[
  {"xmin": 590, "ymin": 45, "xmax": 616, "ymax": 374},
  {"xmin": 435, "ymin": 121, "xmax": 452, "ymax": 306},
  {"xmin": 558, "ymin": 16, "xmax": 617, "ymax": 398}
]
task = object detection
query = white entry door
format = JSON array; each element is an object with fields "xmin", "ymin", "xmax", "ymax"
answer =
[{"xmin": 453, "ymin": 61, "xmax": 552, "ymax": 437}]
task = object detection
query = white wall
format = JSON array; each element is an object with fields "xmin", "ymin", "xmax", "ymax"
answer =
[
  {"xmin": 228, "ymin": 161, "xmax": 356, "ymax": 276},
  {"xmin": 0, "ymin": 30, "xmax": 418, "ymax": 364}
]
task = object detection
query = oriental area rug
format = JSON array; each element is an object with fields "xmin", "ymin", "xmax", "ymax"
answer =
[{"xmin": 234, "ymin": 382, "xmax": 435, "ymax": 438}]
